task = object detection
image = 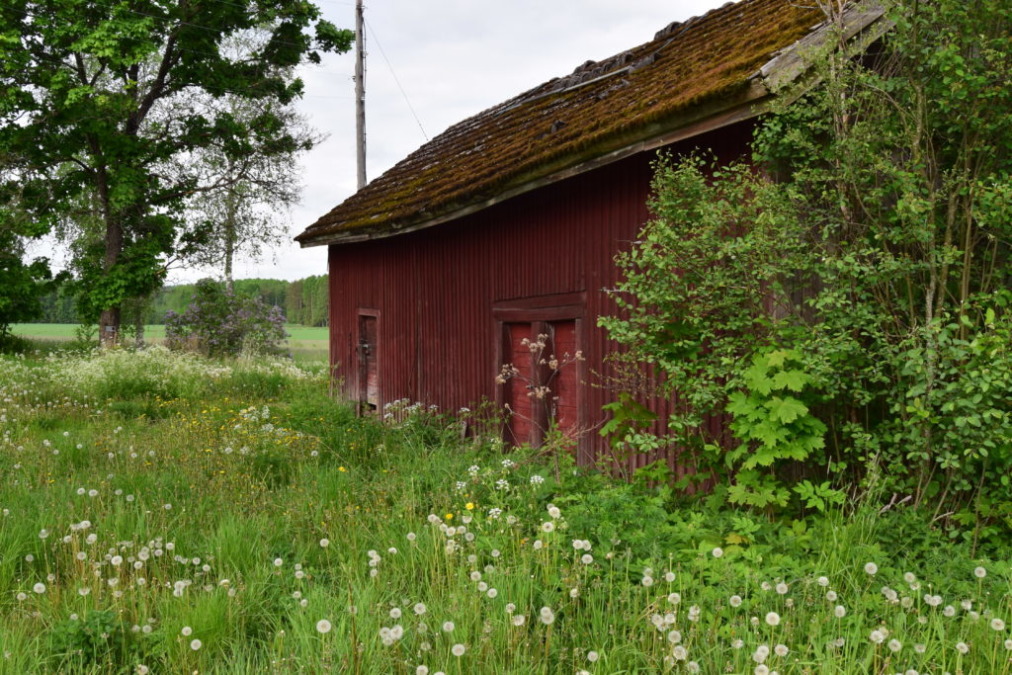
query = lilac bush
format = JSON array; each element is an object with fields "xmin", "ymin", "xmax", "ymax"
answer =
[{"xmin": 165, "ymin": 279, "xmax": 288, "ymax": 357}]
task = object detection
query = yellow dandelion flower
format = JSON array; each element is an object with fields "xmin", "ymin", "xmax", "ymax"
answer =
[
  {"xmin": 338, "ymin": 467, "xmax": 347, "ymax": 473},
  {"xmin": 465, "ymin": 503, "xmax": 475, "ymax": 510},
  {"xmin": 445, "ymin": 513, "xmax": 454, "ymax": 520}
]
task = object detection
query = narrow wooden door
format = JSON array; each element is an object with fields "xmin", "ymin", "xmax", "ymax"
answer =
[
  {"xmin": 358, "ymin": 314, "xmax": 378, "ymax": 411},
  {"xmin": 504, "ymin": 322, "xmax": 535, "ymax": 445},
  {"xmin": 548, "ymin": 320, "xmax": 578, "ymax": 439}
]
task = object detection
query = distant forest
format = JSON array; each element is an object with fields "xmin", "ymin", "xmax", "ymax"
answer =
[{"xmin": 33, "ymin": 276, "xmax": 329, "ymax": 327}]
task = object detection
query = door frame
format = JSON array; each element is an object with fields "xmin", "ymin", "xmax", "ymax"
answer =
[
  {"xmin": 492, "ymin": 292, "xmax": 587, "ymax": 458},
  {"xmin": 356, "ymin": 309, "xmax": 380, "ymax": 415}
]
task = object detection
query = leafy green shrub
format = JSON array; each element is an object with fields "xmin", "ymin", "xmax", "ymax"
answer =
[{"xmin": 600, "ymin": 0, "xmax": 1012, "ymax": 543}]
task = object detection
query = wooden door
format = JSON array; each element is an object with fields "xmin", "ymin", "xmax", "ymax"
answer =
[
  {"xmin": 504, "ymin": 322, "xmax": 536, "ymax": 446},
  {"xmin": 358, "ymin": 314, "xmax": 378, "ymax": 412},
  {"xmin": 502, "ymin": 319, "xmax": 580, "ymax": 446},
  {"xmin": 548, "ymin": 320, "xmax": 578, "ymax": 439}
]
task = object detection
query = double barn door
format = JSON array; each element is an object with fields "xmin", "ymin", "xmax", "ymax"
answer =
[{"xmin": 502, "ymin": 319, "xmax": 580, "ymax": 447}]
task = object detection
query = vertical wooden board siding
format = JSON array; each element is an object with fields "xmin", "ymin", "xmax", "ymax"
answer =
[{"xmin": 325, "ymin": 121, "xmax": 756, "ymax": 470}]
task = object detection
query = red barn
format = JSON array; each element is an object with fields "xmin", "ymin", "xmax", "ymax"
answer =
[{"xmin": 296, "ymin": 0, "xmax": 885, "ymax": 467}]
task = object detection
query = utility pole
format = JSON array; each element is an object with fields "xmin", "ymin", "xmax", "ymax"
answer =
[{"xmin": 355, "ymin": 0, "xmax": 366, "ymax": 190}]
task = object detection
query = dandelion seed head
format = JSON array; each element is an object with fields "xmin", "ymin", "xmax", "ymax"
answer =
[
  {"xmin": 316, "ymin": 619, "xmax": 332, "ymax": 634},
  {"xmin": 190, "ymin": 639, "xmax": 202, "ymax": 651},
  {"xmin": 765, "ymin": 612, "xmax": 780, "ymax": 627},
  {"xmin": 974, "ymin": 566, "xmax": 987, "ymax": 579},
  {"xmin": 451, "ymin": 643, "xmax": 465, "ymax": 656}
]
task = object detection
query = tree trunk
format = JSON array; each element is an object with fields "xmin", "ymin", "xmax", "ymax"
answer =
[
  {"xmin": 224, "ymin": 190, "xmax": 237, "ymax": 293},
  {"xmin": 99, "ymin": 307, "xmax": 120, "ymax": 347}
]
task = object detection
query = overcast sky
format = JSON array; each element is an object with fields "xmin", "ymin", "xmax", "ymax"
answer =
[{"xmin": 174, "ymin": 0, "xmax": 731, "ymax": 283}]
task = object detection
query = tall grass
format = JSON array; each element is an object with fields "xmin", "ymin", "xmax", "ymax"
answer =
[{"xmin": 0, "ymin": 346, "xmax": 1008, "ymax": 673}]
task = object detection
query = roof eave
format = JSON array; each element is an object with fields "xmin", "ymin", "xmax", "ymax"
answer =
[{"xmin": 297, "ymin": 82, "xmax": 774, "ymax": 248}]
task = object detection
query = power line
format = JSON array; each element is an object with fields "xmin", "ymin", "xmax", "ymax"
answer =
[{"xmin": 364, "ymin": 17, "xmax": 429, "ymax": 142}]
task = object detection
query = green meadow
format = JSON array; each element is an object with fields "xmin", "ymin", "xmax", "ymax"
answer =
[
  {"xmin": 9, "ymin": 324, "xmax": 329, "ymax": 363},
  {"xmin": 0, "ymin": 345, "xmax": 1008, "ymax": 673}
]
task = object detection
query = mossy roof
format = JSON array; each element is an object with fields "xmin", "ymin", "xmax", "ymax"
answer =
[{"xmin": 297, "ymin": 0, "xmax": 827, "ymax": 247}]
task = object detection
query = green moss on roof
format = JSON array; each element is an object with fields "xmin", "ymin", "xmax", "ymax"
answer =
[{"xmin": 297, "ymin": 0, "xmax": 824, "ymax": 245}]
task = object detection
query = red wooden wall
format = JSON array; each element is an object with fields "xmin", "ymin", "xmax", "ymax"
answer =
[{"xmin": 326, "ymin": 123, "xmax": 752, "ymax": 470}]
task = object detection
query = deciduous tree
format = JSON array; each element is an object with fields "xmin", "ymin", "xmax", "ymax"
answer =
[{"xmin": 0, "ymin": 0, "xmax": 352, "ymax": 345}]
